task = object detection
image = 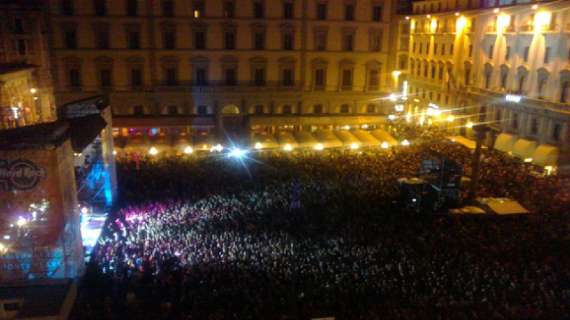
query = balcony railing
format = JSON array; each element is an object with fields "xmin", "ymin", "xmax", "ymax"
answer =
[{"xmin": 467, "ymin": 87, "xmax": 570, "ymax": 114}]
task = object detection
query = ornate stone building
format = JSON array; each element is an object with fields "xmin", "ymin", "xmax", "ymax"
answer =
[
  {"xmin": 46, "ymin": 0, "xmax": 400, "ymax": 145},
  {"xmin": 0, "ymin": 1, "xmax": 56, "ymax": 129},
  {"xmin": 404, "ymin": 0, "xmax": 570, "ymax": 171}
]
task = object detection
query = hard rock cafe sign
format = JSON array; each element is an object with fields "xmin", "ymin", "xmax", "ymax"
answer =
[{"xmin": 0, "ymin": 159, "xmax": 46, "ymax": 192}]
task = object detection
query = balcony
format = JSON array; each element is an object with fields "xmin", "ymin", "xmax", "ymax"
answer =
[
  {"xmin": 156, "ymin": 81, "xmax": 303, "ymax": 92},
  {"xmin": 467, "ymin": 87, "xmax": 570, "ymax": 115}
]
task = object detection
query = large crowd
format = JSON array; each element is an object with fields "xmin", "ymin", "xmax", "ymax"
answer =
[{"xmin": 74, "ymin": 128, "xmax": 570, "ymax": 320}]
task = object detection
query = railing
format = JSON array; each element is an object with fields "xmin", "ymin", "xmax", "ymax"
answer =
[{"xmin": 467, "ymin": 87, "xmax": 570, "ymax": 114}]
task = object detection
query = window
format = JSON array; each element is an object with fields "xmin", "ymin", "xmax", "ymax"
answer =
[
  {"xmin": 523, "ymin": 46, "xmax": 530, "ymax": 62},
  {"xmin": 282, "ymin": 69, "xmax": 294, "ymax": 86},
  {"xmin": 488, "ymin": 45, "xmax": 494, "ymax": 59},
  {"xmin": 255, "ymin": 105, "xmax": 264, "ymax": 114},
  {"xmin": 484, "ymin": 71, "xmax": 491, "ymax": 89},
  {"xmin": 450, "ymin": 44, "xmax": 454, "ymax": 55},
  {"xmin": 165, "ymin": 105, "xmax": 177, "ymax": 115},
  {"xmin": 343, "ymin": 33, "xmax": 354, "ymax": 51},
  {"xmin": 345, "ymin": 4, "xmax": 354, "ymax": 21},
  {"xmin": 61, "ymin": 0, "xmax": 74, "ymax": 15},
  {"xmin": 165, "ymin": 68, "xmax": 177, "ymax": 86},
  {"xmin": 126, "ymin": 0, "xmax": 138, "ymax": 16},
  {"xmin": 13, "ymin": 18, "xmax": 24, "ymax": 34},
  {"xmin": 370, "ymin": 32, "xmax": 382, "ymax": 52},
  {"xmin": 368, "ymin": 70, "xmax": 379, "ymax": 90},
  {"xmin": 495, "ymin": 109, "xmax": 501, "ymax": 121},
  {"xmin": 372, "ymin": 5, "xmax": 382, "ymax": 21},
  {"xmin": 518, "ymin": 75, "xmax": 526, "ymax": 93},
  {"xmin": 65, "ymin": 30, "xmax": 77, "ymax": 49},
  {"xmin": 253, "ymin": 1, "xmax": 264, "ymax": 18},
  {"xmin": 195, "ymin": 68, "xmax": 207, "ymax": 85},
  {"xmin": 412, "ymin": 42, "xmax": 416, "ymax": 53},
  {"xmin": 94, "ymin": 0, "xmax": 106, "ymax": 16},
  {"xmin": 315, "ymin": 31, "xmax": 327, "ymax": 51},
  {"xmin": 69, "ymin": 68, "xmax": 81, "ymax": 88},
  {"xmin": 198, "ymin": 105, "xmax": 208, "ymax": 115},
  {"xmin": 283, "ymin": 105, "xmax": 292, "ymax": 114},
  {"xmin": 314, "ymin": 104, "xmax": 323, "ymax": 114},
  {"xmin": 469, "ymin": 44, "xmax": 473, "ymax": 57},
  {"xmin": 431, "ymin": 64, "xmax": 436, "ymax": 79},
  {"xmin": 367, "ymin": 104, "xmax": 375, "ymax": 113},
  {"xmin": 314, "ymin": 68, "xmax": 325, "ymax": 88},
  {"xmin": 512, "ymin": 113, "xmax": 518, "ymax": 129},
  {"xmin": 538, "ymin": 78, "xmax": 547, "ymax": 98},
  {"xmin": 342, "ymin": 69, "xmax": 353, "ymax": 89},
  {"xmin": 195, "ymin": 31, "xmax": 206, "ymax": 49},
  {"xmin": 440, "ymin": 44, "xmax": 445, "ymax": 55},
  {"xmin": 434, "ymin": 44, "xmax": 438, "ymax": 55},
  {"xmin": 225, "ymin": 68, "xmax": 237, "ymax": 86},
  {"xmin": 531, "ymin": 118, "xmax": 538, "ymax": 135},
  {"xmin": 561, "ymin": 81, "xmax": 569, "ymax": 103},
  {"xmin": 224, "ymin": 1, "xmax": 235, "ymax": 18},
  {"xmin": 283, "ymin": 33, "xmax": 294, "ymax": 50},
  {"xmin": 283, "ymin": 1, "xmax": 294, "ymax": 19},
  {"xmin": 505, "ymin": 46, "xmax": 511, "ymax": 60},
  {"xmin": 133, "ymin": 105, "xmax": 144, "ymax": 115},
  {"xmin": 163, "ymin": 31, "xmax": 175, "ymax": 49},
  {"xmin": 544, "ymin": 47, "xmax": 551, "ymax": 64},
  {"xmin": 16, "ymin": 39, "xmax": 27, "ymax": 55},
  {"xmin": 500, "ymin": 71, "xmax": 507, "ymax": 89},
  {"xmin": 99, "ymin": 69, "xmax": 112, "ymax": 87},
  {"xmin": 225, "ymin": 32, "xmax": 236, "ymax": 50},
  {"xmin": 193, "ymin": 1, "xmax": 205, "ymax": 18},
  {"xmin": 162, "ymin": 0, "xmax": 174, "ymax": 16},
  {"xmin": 254, "ymin": 68, "xmax": 265, "ymax": 86},
  {"xmin": 131, "ymin": 68, "xmax": 142, "ymax": 87},
  {"xmin": 254, "ymin": 31, "xmax": 265, "ymax": 50},
  {"xmin": 340, "ymin": 104, "xmax": 350, "ymax": 113},
  {"xmin": 127, "ymin": 31, "xmax": 140, "ymax": 49},
  {"xmin": 317, "ymin": 2, "xmax": 327, "ymax": 20},
  {"xmin": 419, "ymin": 43, "xmax": 423, "ymax": 54},
  {"xmin": 96, "ymin": 30, "xmax": 110, "ymax": 49},
  {"xmin": 552, "ymin": 123, "xmax": 561, "ymax": 141}
]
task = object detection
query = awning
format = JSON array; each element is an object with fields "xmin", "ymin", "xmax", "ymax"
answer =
[
  {"xmin": 476, "ymin": 197, "xmax": 529, "ymax": 215},
  {"xmin": 531, "ymin": 144, "xmax": 559, "ymax": 167},
  {"xmin": 447, "ymin": 136, "xmax": 482, "ymax": 150},
  {"xmin": 294, "ymin": 131, "xmax": 318, "ymax": 148},
  {"xmin": 252, "ymin": 133, "xmax": 280, "ymax": 149},
  {"xmin": 494, "ymin": 133, "xmax": 517, "ymax": 153},
  {"xmin": 351, "ymin": 130, "xmax": 381, "ymax": 146},
  {"xmin": 370, "ymin": 129, "xmax": 398, "ymax": 146},
  {"xmin": 512, "ymin": 138, "xmax": 537, "ymax": 160},
  {"xmin": 314, "ymin": 130, "xmax": 343, "ymax": 148},
  {"xmin": 334, "ymin": 130, "xmax": 360, "ymax": 146},
  {"xmin": 276, "ymin": 131, "xmax": 299, "ymax": 149}
]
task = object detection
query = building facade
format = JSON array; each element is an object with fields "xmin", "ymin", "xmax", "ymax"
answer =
[
  {"xmin": 0, "ymin": 1, "xmax": 57, "ymax": 129},
  {"xmin": 46, "ymin": 0, "xmax": 400, "ymax": 145},
  {"xmin": 404, "ymin": 0, "xmax": 570, "ymax": 171}
]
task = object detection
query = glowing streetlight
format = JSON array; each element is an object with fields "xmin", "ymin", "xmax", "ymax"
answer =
[
  {"xmin": 401, "ymin": 140, "xmax": 411, "ymax": 147},
  {"xmin": 30, "ymin": 88, "xmax": 37, "ymax": 94},
  {"xmin": 447, "ymin": 115, "xmax": 455, "ymax": 122},
  {"xmin": 283, "ymin": 144, "xmax": 293, "ymax": 152},
  {"xmin": 381, "ymin": 142, "xmax": 390, "ymax": 149},
  {"xmin": 350, "ymin": 143, "xmax": 360, "ymax": 150},
  {"xmin": 313, "ymin": 143, "xmax": 324, "ymax": 151},
  {"xmin": 16, "ymin": 217, "xmax": 27, "ymax": 228},
  {"xmin": 210, "ymin": 144, "xmax": 224, "ymax": 152},
  {"xmin": 254, "ymin": 142, "xmax": 263, "ymax": 150},
  {"xmin": 113, "ymin": 150, "xmax": 117, "ymax": 155},
  {"xmin": 388, "ymin": 114, "xmax": 397, "ymax": 121},
  {"xmin": 228, "ymin": 147, "xmax": 248, "ymax": 159},
  {"xmin": 184, "ymin": 146, "xmax": 194, "ymax": 154},
  {"xmin": 148, "ymin": 146, "xmax": 159, "ymax": 156},
  {"xmin": 524, "ymin": 158, "xmax": 533, "ymax": 163},
  {"xmin": 466, "ymin": 121, "xmax": 474, "ymax": 129}
]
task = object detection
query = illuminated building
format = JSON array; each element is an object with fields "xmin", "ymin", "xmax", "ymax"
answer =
[
  {"xmin": 403, "ymin": 0, "xmax": 570, "ymax": 171},
  {"xmin": 0, "ymin": 1, "xmax": 57, "ymax": 129},
  {"xmin": 46, "ymin": 0, "xmax": 401, "ymax": 148}
]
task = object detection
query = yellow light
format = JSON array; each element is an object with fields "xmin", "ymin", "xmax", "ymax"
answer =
[
  {"xmin": 497, "ymin": 14, "xmax": 511, "ymax": 32},
  {"xmin": 466, "ymin": 121, "xmax": 474, "ymax": 129},
  {"xmin": 342, "ymin": 125, "xmax": 351, "ymax": 130},
  {"xmin": 193, "ymin": 10, "xmax": 200, "ymax": 18},
  {"xmin": 361, "ymin": 124, "xmax": 369, "ymax": 129},
  {"xmin": 405, "ymin": 112, "xmax": 412, "ymax": 123},
  {"xmin": 314, "ymin": 143, "xmax": 324, "ymax": 151},
  {"xmin": 411, "ymin": 20, "xmax": 416, "ymax": 30},
  {"xmin": 388, "ymin": 114, "xmax": 397, "ymax": 121},
  {"xmin": 202, "ymin": 144, "xmax": 208, "ymax": 150},
  {"xmin": 381, "ymin": 142, "xmax": 390, "ymax": 149},
  {"xmin": 254, "ymin": 142, "xmax": 263, "ymax": 150},
  {"xmin": 0, "ymin": 242, "xmax": 7, "ymax": 255},
  {"xmin": 16, "ymin": 217, "xmax": 27, "ymax": 227},
  {"xmin": 30, "ymin": 88, "xmax": 37, "ymax": 94},
  {"xmin": 283, "ymin": 144, "xmax": 293, "ymax": 152},
  {"xmin": 544, "ymin": 165, "xmax": 555, "ymax": 176},
  {"xmin": 418, "ymin": 115, "xmax": 426, "ymax": 126},
  {"xmin": 493, "ymin": 8, "xmax": 500, "ymax": 14},
  {"xmin": 455, "ymin": 12, "xmax": 460, "ymax": 16},
  {"xmin": 430, "ymin": 18, "xmax": 438, "ymax": 33},
  {"xmin": 531, "ymin": 4, "xmax": 538, "ymax": 10},
  {"xmin": 405, "ymin": 16, "xmax": 410, "ymax": 20},
  {"xmin": 184, "ymin": 146, "xmax": 194, "ymax": 154},
  {"xmin": 392, "ymin": 70, "xmax": 401, "ymax": 78},
  {"xmin": 524, "ymin": 158, "xmax": 533, "ymax": 163},
  {"xmin": 456, "ymin": 16, "xmax": 467, "ymax": 32},
  {"xmin": 426, "ymin": 15, "xmax": 431, "ymax": 19},
  {"xmin": 210, "ymin": 144, "xmax": 223, "ymax": 152},
  {"xmin": 401, "ymin": 140, "xmax": 411, "ymax": 146},
  {"xmin": 113, "ymin": 150, "xmax": 117, "ymax": 155},
  {"xmin": 447, "ymin": 115, "xmax": 455, "ymax": 122},
  {"xmin": 350, "ymin": 143, "xmax": 360, "ymax": 150},
  {"xmin": 534, "ymin": 11, "xmax": 551, "ymax": 31}
]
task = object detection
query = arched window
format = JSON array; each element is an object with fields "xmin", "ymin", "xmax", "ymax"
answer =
[
  {"xmin": 167, "ymin": 105, "xmax": 179, "ymax": 115},
  {"xmin": 561, "ymin": 81, "xmax": 569, "ymax": 103},
  {"xmin": 314, "ymin": 104, "xmax": 323, "ymax": 114},
  {"xmin": 254, "ymin": 105, "xmax": 264, "ymax": 114},
  {"xmin": 133, "ymin": 105, "xmax": 144, "ymax": 115},
  {"xmin": 282, "ymin": 105, "xmax": 292, "ymax": 114},
  {"xmin": 340, "ymin": 104, "xmax": 350, "ymax": 113}
]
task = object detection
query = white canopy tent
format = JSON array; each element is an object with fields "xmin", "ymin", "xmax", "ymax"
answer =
[
  {"xmin": 252, "ymin": 133, "xmax": 280, "ymax": 149},
  {"xmin": 293, "ymin": 131, "xmax": 319, "ymax": 148},
  {"xmin": 447, "ymin": 136, "xmax": 482, "ymax": 150},
  {"xmin": 531, "ymin": 144, "xmax": 559, "ymax": 167},
  {"xmin": 370, "ymin": 129, "xmax": 398, "ymax": 146},
  {"xmin": 512, "ymin": 138, "xmax": 538, "ymax": 160},
  {"xmin": 276, "ymin": 131, "xmax": 300, "ymax": 149},
  {"xmin": 351, "ymin": 130, "xmax": 381, "ymax": 147},
  {"xmin": 314, "ymin": 130, "xmax": 344, "ymax": 148},
  {"xmin": 334, "ymin": 130, "xmax": 361, "ymax": 147},
  {"xmin": 494, "ymin": 133, "xmax": 517, "ymax": 153}
]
